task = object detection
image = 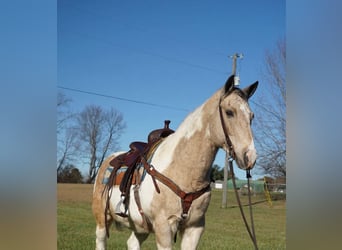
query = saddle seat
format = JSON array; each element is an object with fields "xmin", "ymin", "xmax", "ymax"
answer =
[{"xmin": 130, "ymin": 141, "xmax": 148, "ymax": 153}]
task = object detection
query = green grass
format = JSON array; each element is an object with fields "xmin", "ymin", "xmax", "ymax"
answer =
[{"xmin": 57, "ymin": 184, "xmax": 285, "ymax": 249}]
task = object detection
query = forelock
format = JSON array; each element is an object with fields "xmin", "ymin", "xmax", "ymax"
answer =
[{"xmin": 222, "ymin": 87, "xmax": 248, "ymax": 102}]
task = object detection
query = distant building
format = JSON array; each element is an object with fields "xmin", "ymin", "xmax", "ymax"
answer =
[
  {"xmin": 213, "ymin": 181, "xmax": 223, "ymax": 189},
  {"xmin": 211, "ymin": 179, "xmax": 266, "ymax": 194}
]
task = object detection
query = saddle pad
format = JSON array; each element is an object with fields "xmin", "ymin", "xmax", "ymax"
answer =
[
  {"xmin": 102, "ymin": 166, "xmax": 114, "ymax": 184},
  {"xmin": 102, "ymin": 166, "xmax": 137, "ymax": 185}
]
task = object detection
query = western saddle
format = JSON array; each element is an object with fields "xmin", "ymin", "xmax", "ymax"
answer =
[{"xmin": 104, "ymin": 120, "xmax": 175, "ymax": 217}]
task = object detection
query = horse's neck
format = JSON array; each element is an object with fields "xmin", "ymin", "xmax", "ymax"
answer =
[{"xmin": 158, "ymin": 93, "xmax": 220, "ymax": 191}]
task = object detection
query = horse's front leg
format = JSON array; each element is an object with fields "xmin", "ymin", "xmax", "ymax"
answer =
[
  {"xmin": 154, "ymin": 215, "xmax": 180, "ymax": 250},
  {"xmin": 127, "ymin": 231, "xmax": 149, "ymax": 250},
  {"xmin": 180, "ymin": 218, "xmax": 205, "ymax": 250},
  {"xmin": 154, "ymin": 219, "xmax": 173, "ymax": 250}
]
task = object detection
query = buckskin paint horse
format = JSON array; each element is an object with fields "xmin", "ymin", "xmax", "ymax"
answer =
[{"xmin": 92, "ymin": 75, "xmax": 258, "ymax": 250}]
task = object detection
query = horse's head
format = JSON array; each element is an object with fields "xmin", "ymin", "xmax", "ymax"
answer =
[{"xmin": 217, "ymin": 75, "xmax": 258, "ymax": 170}]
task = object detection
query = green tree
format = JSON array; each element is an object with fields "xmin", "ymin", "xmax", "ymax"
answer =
[
  {"xmin": 210, "ymin": 164, "xmax": 223, "ymax": 181},
  {"xmin": 57, "ymin": 164, "xmax": 83, "ymax": 183}
]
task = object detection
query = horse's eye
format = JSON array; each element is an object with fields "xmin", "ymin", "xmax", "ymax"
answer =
[{"xmin": 226, "ymin": 109, "xmax": 234, "ymax": 117}]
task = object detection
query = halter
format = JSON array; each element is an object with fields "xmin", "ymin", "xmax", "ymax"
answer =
[{"xmin": 218, "ymin": 92, "xmax": 259, "ymax": 250}]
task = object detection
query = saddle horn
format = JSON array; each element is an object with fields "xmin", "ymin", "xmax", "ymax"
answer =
[{"xmin": 148, "ymin": 120, "xmax": 175, "ymax": 143}]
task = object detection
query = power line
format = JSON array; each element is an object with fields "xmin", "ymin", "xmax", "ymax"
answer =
[
  {"xmin": 62, "ymin": 29, "xmax": 228, "ymax": 75},
  {"xmin": 57, "ymin": 86, "xmax": 189, "ymax": 112},
  {"xmin": 59, "ymin": 4, "xmax": 229, "ymax": 75}
]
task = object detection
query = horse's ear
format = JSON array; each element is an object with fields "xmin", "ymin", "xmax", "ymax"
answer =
[
  {"xmin": 223, "ymin": 75, "xmax": 235, "ymax": 95},
  {"xmin": 242, "ymin": 81, "xmax": 258, "ymax": 99}
]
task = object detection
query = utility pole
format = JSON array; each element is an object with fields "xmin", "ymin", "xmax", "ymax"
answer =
[
  {"xmin": 230, "ymin": 53, "xmax": 243, "ymax": 86},
  {"xmin": 222, "ymin": 53, "xmax": 243, "ymax": 209}
]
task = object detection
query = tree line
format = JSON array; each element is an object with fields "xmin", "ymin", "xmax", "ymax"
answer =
[{"xmin": 57, "ymin": 96, "xmax": 126, "ymax": 183}]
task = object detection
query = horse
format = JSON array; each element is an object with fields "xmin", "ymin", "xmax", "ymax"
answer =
[{"xmin": 92, "ymin": 75, "xmax": 258, "ymax": 250}]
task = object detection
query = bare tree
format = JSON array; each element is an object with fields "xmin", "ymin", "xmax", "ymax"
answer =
[
  {"xmin": 57, "ymin": 126, "xmax": 79, "ymax": 173},
  {"xmin": 254, "ymin": 38, "xmax": 286, "ymax": 177},
  {"xmin": 76, "ymin": 105, "xmax": 126, "ymax": 183},
  {"xmin": 57, "ymin": 92, "xmax": 78, "ymax": 173},
  {"xmin": 57, "ymin": 92, "xmax": 73, "ymax": 134}
]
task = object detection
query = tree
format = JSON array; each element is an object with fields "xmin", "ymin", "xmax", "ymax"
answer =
[
  {"xmin": 76, "ymin": 105, "xmax": 126, "ymax": 183},
  {"xmin": 57, "ymin": 126, "xmax": 79, "ymax": 173},
  {"xmin": 57, "ymin": 164, "xmax": 83, "ymax": 183},
  {"xmin": 210, "ymin": 164, "xmax": 223, "ymax": 182},
  {"xmin": 57, "ymin": 92, "xmax": 79, "ymax": 173},
  {"xmin": 254, "ymin": 38, "xmax": 286, "ymax": 177},
  {"xmin": 57, "ymin": 92, "xmax": 73, "ymax": 135}
]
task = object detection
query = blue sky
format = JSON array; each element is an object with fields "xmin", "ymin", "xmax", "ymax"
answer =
[{"xmin": 58, "ymin": 0, "xmax": 285, "ymax": 179}]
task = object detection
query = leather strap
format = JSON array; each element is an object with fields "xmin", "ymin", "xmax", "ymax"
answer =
[
  {"xmin": 133, "ymin": 185, "xmax": 153, "ymax": 231},
  {"xmin": 141, "ymin": 157, "xmax": 210, "ymax": 217},
  {"xmin": 219, "ymin": 97, "xmax": 236, "ymax": 159}
]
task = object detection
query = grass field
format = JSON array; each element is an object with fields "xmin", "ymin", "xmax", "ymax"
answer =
[{"xmin": 57, "ymin": 184, "xmax": 285, "ymax": 249}]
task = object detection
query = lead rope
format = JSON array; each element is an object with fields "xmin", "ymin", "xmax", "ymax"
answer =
[
  {"xmin": 229, "ymin": 158, "xmax": 258, "ymax": 250},
  {"xmin": 219, "ymin": 97, "xmax": 258, "ymax": 249},
  {"xmin": 246, "ymin": 169, "xmax": 257, "ymax": 249}
]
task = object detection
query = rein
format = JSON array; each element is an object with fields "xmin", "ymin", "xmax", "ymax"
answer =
[{"xmin": 219, "ymin": 97, "xmax": 259, "ymax": 250}]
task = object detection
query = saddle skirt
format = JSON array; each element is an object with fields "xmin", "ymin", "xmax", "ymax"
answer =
[
  {"xmin": 106, "ymin": 139, "xmax": 162, "ymax": 193},
  {"xmin": 102, "ymin": 166, "xmax": 139, "ymax": 186}
]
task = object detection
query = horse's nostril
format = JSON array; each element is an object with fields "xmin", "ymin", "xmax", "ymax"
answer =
[{"xmin": 244, "ymin": 153, "xmax": 249, "ymax": 166}]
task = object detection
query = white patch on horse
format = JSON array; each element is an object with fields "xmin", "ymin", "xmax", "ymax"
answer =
[
  {"xmin": 149, "ymin": 104, "xmax": 205, "ymax": 173},
  {"xmin": 239, "ymin": 103, "xmax": 250, "ymax": 118},
  {"xmin": 248, "ymin": 138, "xmax": 256, "ymax": 151},
  {"xmin": 136, "ymin": 139, "xmax": 177, "ymax": 213},
  {"xmin": 205, "ymin": 126, "xmax": 211, "ymax": 138},
  {"xmin": 181, "ymin": 104, "xmax": 204, "ymax": 139},
  {"xmin": 247, "ymin": 138, "xmax": 257, "ymax": 165}
]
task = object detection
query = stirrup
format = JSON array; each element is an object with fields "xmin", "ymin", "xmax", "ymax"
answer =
[{"xmin": 115, "ymin": 195, "xmax": 128, "ymax": 217}]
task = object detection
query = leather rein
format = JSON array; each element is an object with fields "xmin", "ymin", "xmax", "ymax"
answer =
[{"xmin": 219, "ymin": 95, "xmax": 259, "ymax": 250}]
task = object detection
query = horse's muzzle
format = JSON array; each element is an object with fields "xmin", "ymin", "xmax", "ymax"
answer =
[{"xmin": 244, "ymin": 149, "xmax": 257, "ymax": 169}]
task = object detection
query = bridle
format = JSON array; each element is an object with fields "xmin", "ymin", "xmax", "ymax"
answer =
[
  {"xmin": 218, "ymin": 92, "xmax": 259, "ymax": 250},
  {"xmin": 218, "ymin": 95, "xmax": 236, "ymax": 160}
]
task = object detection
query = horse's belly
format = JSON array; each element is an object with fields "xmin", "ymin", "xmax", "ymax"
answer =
[{"xmin": 108, "ymin": 185, "xmax": 153, "ymax": 233}]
